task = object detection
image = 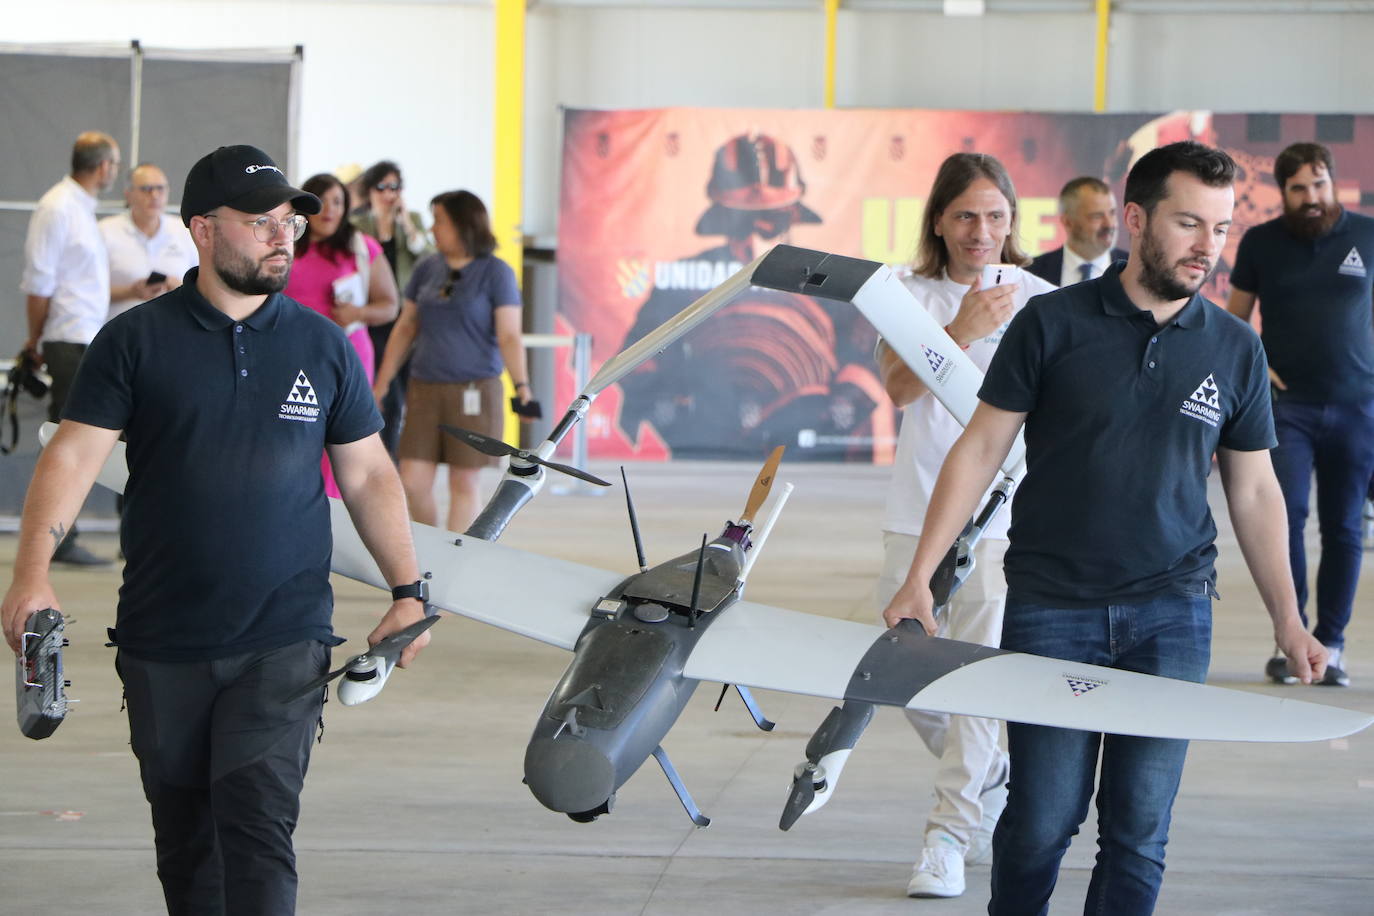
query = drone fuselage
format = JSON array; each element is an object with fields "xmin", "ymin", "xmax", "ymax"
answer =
[{"xmin": 523, "ymin": 534, "xmax": 746, "ymax": 819}]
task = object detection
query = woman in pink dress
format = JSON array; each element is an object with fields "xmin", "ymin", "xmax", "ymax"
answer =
[{"xmin": 286, "ymin": 173, "xmax": 399, "ymax": 496}]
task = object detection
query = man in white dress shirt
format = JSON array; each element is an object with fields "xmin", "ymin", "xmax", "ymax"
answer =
[
  {"xmin": 876, "ymin": 152, "xmax": 1056, "ymax": 899},
  {"xmin": 20, "ymin": 130, "xmax": 122, "ymax": 566},
  {"xmin": 100, "ymin": 163, "xmax": 197, "ymax": 320},
  {"xmin": 1027, "ymin": 176, "xmax": 1128, "ymax": 287}
]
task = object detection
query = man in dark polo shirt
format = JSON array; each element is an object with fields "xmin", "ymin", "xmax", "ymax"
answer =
[
  {"xmin": 1, "ymin": 145, "xmax": 430, "ymax": 916},
  {"xmin": 1227, "ymin": 142, "xmax": 1374, "ymax": 688},
  {"xmin": 883, "ymin": 142, "xmax": 1325, "ymax": 914}
]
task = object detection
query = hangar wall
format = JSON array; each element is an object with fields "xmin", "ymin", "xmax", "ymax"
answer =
[{"xmin": 5, "ymin": 2, "xmax": 1373, "ymax": 246}]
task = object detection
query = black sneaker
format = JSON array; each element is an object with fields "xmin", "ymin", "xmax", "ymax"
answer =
[
  {"xmin": 1316, "ymin": 646, "xmax": 1352, "ymax": 687},
  {"xmin": 51, "ymin": 541, "xmax": 112, "ymax": 567},
  {"xmin": 1265, "ymin": 655, "xmax": 1298, "ymax": 685},
  {"xmin": 1320, "ymin": 663, "xmax": 1351, "ymax": 687}
]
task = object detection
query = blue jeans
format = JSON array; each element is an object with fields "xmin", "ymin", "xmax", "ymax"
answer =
[
  {"xmin": 1270, "ymin": 399, "xmax": 1374, "ymax": 650},
  {"xmin": 988, "ymin": 592, "xmax": 1212, "ymax": 916}
]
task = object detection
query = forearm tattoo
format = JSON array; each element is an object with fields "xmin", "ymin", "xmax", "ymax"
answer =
[{"xmin": 49, "ymin": 522, "xmax": 66, "ymax": 551}]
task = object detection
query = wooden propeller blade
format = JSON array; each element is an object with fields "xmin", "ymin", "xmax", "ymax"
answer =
[{"xmin": 739, "ymin": 446, "xmax": 785, "ymax": 524}]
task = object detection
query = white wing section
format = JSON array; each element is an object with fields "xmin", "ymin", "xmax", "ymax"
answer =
[
  {"xmin": 684, "ymin": 600, "xmax": 1373, "ymax": 743},
  {"xmin": 40, "ymin": 421, "xmax": 130, "ymax": 495},
  {"xmin": 682, "ymin": 598, "xmax": 885, "ymax": 698},
  {"xmin": 906, "ymin": 653, "xmax": 1373, "ymax": 743},
  {"xmin": 328, "ymin": 499, "xmax": 624, "ymax": 650}
]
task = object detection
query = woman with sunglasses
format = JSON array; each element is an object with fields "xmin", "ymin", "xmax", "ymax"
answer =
[
  {"xmin": 352, "ymin": 161, "xmax": 433, "ymax": 457},
  {"xmin": 285, "ymin": 172, "xmax": 399, "ymax": 496},
  {"xmin": 373, "ymin": 190, "xmax": 533, "ymax": 532}
]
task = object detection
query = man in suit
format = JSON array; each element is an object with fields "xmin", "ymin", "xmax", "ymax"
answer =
[{"xmin": 1028, "ymin": 176, "xmax": 1128, "ymax": 287}]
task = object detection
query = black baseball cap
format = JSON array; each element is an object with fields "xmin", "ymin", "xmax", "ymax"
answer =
[{"xmin": 180, "ymin": 145, "xmax": 321, "ymax": 226}]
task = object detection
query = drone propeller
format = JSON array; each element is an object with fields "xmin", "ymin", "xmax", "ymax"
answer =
[
  {"xmin": 441, "ymin": 425, "xmax": 611, "ymax": 488},
  {"xmin": 739, "ymin": 445, "xmax": 785, "ymax": 524},
  {"xmin": 282, "ymin": 614, "xmax": 440, "ymax": 703}
]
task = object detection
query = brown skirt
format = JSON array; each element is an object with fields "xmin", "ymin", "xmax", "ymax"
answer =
[{"xmin": 398, "ymin": 377, "xmax": 505, "ymax": 467}]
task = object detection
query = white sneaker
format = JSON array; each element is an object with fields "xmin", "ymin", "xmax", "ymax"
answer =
[{"xmin": 907, "ymin": 840, "xmax": 966, "ymax": 898}]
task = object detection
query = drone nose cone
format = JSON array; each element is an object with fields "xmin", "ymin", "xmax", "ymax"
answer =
[{"xmin": 524, "ymin": 736, "xmax": 615, "ymax": 814}]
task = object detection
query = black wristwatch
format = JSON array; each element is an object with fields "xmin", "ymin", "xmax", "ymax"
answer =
[{"xmin": 391, "ymin": 578, "xmax": 430, "ymax": 604}]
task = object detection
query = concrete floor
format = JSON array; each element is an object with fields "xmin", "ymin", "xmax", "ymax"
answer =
[{"xmin": 2, "ymin": 460, "xmax": 1372, "ymax": 915}]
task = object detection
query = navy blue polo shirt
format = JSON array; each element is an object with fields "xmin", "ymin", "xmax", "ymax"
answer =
[
  {"xmin": 1230, "ymin": 210, "xmax": 1374, "ymax": 404},
  {"xmin": 63, "ymin": 268, "xmax": 383, "ymax": 661},
  {"xmin": 979, "ymin": 264, "xmax": 1275, "ymax": 606}
]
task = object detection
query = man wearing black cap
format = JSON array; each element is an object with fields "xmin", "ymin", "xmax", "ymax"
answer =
[{"xmin": 2, "ymin": 145, "xmax": 430, "ymax": 915}]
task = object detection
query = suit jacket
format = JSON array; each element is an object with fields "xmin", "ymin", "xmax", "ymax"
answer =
[{"xmin": 1027, "ymin": 246, "xmax": 1129, "ymax": 286}]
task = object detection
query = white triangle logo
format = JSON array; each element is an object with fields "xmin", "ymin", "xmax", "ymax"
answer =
[
  {"xmin": 1190, "ymin": 373, "xmax": 1220, "ymax": 409},
  {"xmin": 1340, "ymin": 247, "xmax": 1367, "ymax": 277},
  {"xmin": 285, "ymin": 370, "xmax": 318, "ymax": 406}
]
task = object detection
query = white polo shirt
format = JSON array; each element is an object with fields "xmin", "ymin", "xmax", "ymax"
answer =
[
  {"xmin": 100, "ymin": 212, "xmax": 198, "ymax": 319},
  {"xmin": 883, "ymin": 267, "xmax": 1055, "ymax": 540},
  {"xmin": 21, "ymin": 176, "xmax": 110, "ymax": 345},
  {"xmin": 1060, "ymin": 245, "xmax": 1115, "ymax": 287}
]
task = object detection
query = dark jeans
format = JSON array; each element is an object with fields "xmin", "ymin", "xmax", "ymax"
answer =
[
  {"xmin": 1270, "ymin": 398, "xmax": 1374, "ymax": 650},
  {"xmin": 989, "ymin": 592, "xmax": 1212, "ymax": 916},
  {"xmin": 369, "ymin": 322, "xmax": 408, "ymax": 459},
  {"xmin": 43, "ymin": 341, "xmax": 88, "ymax": 546},
  {"xmin": 117, "ymin": 640, "xmax": 330, "ymax": 916}
]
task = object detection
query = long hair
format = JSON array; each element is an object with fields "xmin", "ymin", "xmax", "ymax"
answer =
[
  {"xmin": 913, "ymin": 152, "xmax": 1029, "ymax": 279},
  {"xmin": 296, "ymin": 173, "xmax": 357, "ymax": 259},
  {"xmin": 431, "ymin": 190, "xmax": 496, "ymax": 258}
]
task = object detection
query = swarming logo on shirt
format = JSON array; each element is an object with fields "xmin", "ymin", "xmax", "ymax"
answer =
[
  {"xmin": 920, "ymin": 344, "xmax": 955, "ymax": 385},
  {"xmin": 278, "ymin": 370, "xmax": 320, "ymax": 422},
  {"xmin": 1339, "ymin": 247, "xmax": 1367, "ymax": 278},
  {"xmin": 1179, "ymin": 373, "xmax": 1221, "ymax": 428},
  {"xmin": 1064, "ymin": 674, "xmax": 1107, "ymax": 697}
]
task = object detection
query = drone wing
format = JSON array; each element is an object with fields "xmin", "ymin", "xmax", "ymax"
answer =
[
  {"xmin": 683, "ymin": 598, "xmax": 1372, "ymax": 743},
  {"xmin": 328, "ymin": 499, "xmax": 621, "ymax": 650}
]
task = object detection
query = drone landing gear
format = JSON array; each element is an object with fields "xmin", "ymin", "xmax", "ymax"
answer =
[
  {"xmin": 652, "ymin": 745, "xmax": 710, "ymax": 827},
  {"xmin": 714, "ymin": 683, "xmax": 775, "ymax": 731}
]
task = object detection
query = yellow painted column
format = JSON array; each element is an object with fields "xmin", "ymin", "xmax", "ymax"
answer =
[
  {"xmin": 824, "ymin": 0, "xmax": 839, "ymax": 109},
  {"xmin": 494, "ymin": 0, "xmax": 525, "ymax": 442},
  {"xmin": 1094, "ymin": 0, "xmax": 1110, "ymax": 113}
]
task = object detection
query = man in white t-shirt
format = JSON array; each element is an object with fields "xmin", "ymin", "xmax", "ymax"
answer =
[
  {"xmin": 875, "ymin": 152, "xmax": 1055, "ymax": 899},
  {"xmin": 100, "ymin": 163, "xmax": 197, "ymax": 320}
]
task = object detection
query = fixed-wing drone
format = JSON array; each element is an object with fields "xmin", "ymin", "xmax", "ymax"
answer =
[{"xmin": 56, "ymin": 245, "xmax": 1374, "ymax": 831}]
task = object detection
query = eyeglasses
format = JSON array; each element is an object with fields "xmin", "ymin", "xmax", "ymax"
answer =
[
  {"xmin": 374, "ymin": 182, "xmax": 402, "ymax": 192},
  {"xmin": 440, "ymin": 269, "xmax": 462, "ymax": 298},
  {"xmin": 204, "ymin": 213, "xmax": 309, "ymax": 242},
  {"xmin": 133, "ymin": 184, "xmax": 167, "ymax": 194}
]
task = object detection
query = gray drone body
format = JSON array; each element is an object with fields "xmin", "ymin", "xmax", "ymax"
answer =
[{"xmin": 525, "ymin": 534, "xmax": 757, "ymax": 825}]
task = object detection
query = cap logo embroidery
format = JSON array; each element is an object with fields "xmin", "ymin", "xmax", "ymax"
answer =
[{"xmin": 245, "ymin": 164, "xmax": 283, "ymax": 175}]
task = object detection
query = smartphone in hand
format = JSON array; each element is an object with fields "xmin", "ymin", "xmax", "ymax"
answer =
[
  {"xmin": 980, "ymin": 264, "xmax": 1021, "ymax": 288},
  {"xmin": 146, "ymin": 271, "xmax": 167, "ymax": 285}
]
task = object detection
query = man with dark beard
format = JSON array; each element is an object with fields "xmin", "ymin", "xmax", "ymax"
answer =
[
  {"xmin": 1227, "ymin": 142, "xmax": 1374, "ymax": 688},
  {"xmin": 2, "ymin": 146, "xmax": 430, "ymax": 915},
  {"xmin": 883, "ymin": 141, "xmax": 1324, "ymax": 914}
]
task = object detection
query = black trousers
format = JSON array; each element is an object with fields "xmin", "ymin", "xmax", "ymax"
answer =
[
  {"xmin": 43, "ymin": 341, "xmax": 88, "ymax": 545},
  {"xmin": 117, "ymin": 641, "xmax": 329, "ymax": 916}
]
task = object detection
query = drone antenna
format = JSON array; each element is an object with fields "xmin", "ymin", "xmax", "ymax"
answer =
[
  {"xmin": 687, "ymin": 533, "xmax": 708, "ymax": 628},
  {"xmin": 621, "ymin": 466, "xmax": 648, "ymax": 573}
]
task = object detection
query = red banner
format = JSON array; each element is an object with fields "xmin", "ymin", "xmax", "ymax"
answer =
[{"xmin": 557, "ymin": 109, "xmax": 1374, "ymax": 462}]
